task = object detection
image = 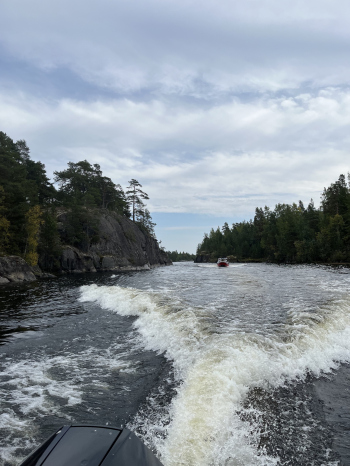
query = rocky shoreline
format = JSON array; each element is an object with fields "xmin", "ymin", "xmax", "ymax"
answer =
[
  {"xmin": 0, "ymin": 211, "xmax": 172, "ymax": 285},
  {"xmin": 0, "ymin": 256, "xmax": 43, "ymax": 284},
  {"xmin": 0, "ymin": 255, "xmax": 170, "ymax": 285}
]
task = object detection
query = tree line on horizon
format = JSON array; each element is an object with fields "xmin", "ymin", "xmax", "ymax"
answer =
[
  {"xmin": 0, "ymin": 131, "xmax": 156, "ymax": 269},
  {"xmin": 166, "ymin": 250, "xmax": 196, "ymax": 262},
  {"xmin": 197, "ymin": 174, "xmax": 350, "ymax": 263}
]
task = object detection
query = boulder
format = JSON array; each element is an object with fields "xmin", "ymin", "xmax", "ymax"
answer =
[{"xmin": 0, "ymin": 256, "xmax": 36, "ymax": 284}]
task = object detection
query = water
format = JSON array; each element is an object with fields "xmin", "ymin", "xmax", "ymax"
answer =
[{"xmin": 1, "ymin": 263, "xmax": 350, "ymax": 465}]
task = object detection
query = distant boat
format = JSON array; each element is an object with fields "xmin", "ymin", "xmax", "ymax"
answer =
[{"xmin": 217, "ymin": 257, "xmax": 229, "ymax": 267}]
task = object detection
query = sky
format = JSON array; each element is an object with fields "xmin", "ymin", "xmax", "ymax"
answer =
[{"xmin": 1, "ymin": 0, "xmax": 350, "ymax": 253}]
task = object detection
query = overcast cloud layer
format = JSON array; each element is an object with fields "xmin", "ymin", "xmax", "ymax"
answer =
[{"xmin": 1, "ymin": 0, "xmax": 350, "ymax": 251}]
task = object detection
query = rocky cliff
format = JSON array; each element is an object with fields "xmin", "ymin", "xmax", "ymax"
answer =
[
  {"xmin": 0, "ymin": 210, "xmax": 171, "ymax": 284},
  {"xmin": 56, "ymin": 210, "xmax": 171, "ymax": 273}
]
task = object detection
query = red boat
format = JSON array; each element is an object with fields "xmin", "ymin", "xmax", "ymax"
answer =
[{"xmin": 217, "ymin": 257, "xmax": 229, "ymax": 267}]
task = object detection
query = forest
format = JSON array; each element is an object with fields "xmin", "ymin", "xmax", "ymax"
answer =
[
  {"xmin": 0, "ymin": 131, "xmax": 156, "ymax": 269},
  {"xmin": 166, "ymin": 250, "xmax": 196, "ymax": 262},
  {"xmin": 197, "ymin": 174, "xmax": 350, "ymax": 263}
]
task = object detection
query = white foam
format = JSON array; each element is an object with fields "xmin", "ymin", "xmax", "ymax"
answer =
[
  {"xmin": 0, "ymin": 411, "xmax": 29, "ymax": 431},
  {"xmin": 0, "ymin": 344, "xmax": 139, "ymax": 415},
  {"xmin": 0, "ymin": 357, "xmax": 83, "ymax": 415},
  {"xmin": 0, "ymin": 339, "xmax": 140, "ymax": 465},
  {"xmin": 0, "ymin": 410, "xmax": 36, "ymax": 466},
  {"xmin": 0, "ymin": 343, "xmax": 138, "ymax": 456},
  {"xmin": 194, "ymin": 263, "xmax": 246, "ymax": 269},
  {"xmin": 80, "ymin": 284, "xmax": 350, "ymax": 465},
  {"xmin": 79, "ymin": 285, "xmax": 207, "ymax": 377}
]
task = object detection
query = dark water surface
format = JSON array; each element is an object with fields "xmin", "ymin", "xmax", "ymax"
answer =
[{"xmin": 1, "ymin": 263, "xmax": 350, "ymax": 465}]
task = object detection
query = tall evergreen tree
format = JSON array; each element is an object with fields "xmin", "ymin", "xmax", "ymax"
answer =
[{"xmin": 126, "ymin": 179, "xmax": 150, "ymax": 222}]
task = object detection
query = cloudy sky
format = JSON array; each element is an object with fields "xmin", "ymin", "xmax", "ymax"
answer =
[{"xmin": 1, "ymin": 0, "xmax": 350, "ymax": 252}]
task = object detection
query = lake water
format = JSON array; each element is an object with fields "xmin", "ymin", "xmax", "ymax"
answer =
[{"xmin": 1, "ymin": 262, "xmax": 350, "ymax": 465}]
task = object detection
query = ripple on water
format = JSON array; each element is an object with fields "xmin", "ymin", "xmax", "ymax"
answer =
[{"xmin": 1, "ymin": 264, "xmax": 350, "ymax": 465}]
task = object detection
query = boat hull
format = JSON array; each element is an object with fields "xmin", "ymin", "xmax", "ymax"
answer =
[{"xmin": 217, "ymin": 262, "xmax": 229, "ymax": 267}]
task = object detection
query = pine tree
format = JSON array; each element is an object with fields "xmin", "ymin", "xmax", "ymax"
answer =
[
  {"xmin": 137, "ymin": 208, "xmax": 156, "ymax": 237},
  {"xmin": 126, "ymin": 179, "xmax": 149, "ymax": 222}
]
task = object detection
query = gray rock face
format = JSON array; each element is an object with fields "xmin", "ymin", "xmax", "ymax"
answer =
[
  {"xmin": 0, "ymin": 212, "xmax": 171, "ymax": 284},
  {"xmin": 58, "ymin": 210, "xmax": 171, "ymax": 273},
  {"xmin": 0, "ymin": 256, "xmax": 37, "ymax": 284}
]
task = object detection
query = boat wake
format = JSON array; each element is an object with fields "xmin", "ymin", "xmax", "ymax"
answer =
[{"xmin": 79, "ymin": 284, "xmax": 350, "ymax": 466}]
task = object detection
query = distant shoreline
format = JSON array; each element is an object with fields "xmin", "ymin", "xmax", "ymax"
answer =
[{"xmin": 195, "ymin": 256, "xmax": 350, "ymax": 267}]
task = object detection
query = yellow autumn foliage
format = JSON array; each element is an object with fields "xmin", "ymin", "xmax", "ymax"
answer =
[
  {"xmin": 0, "ymin": 186, "xmax": 10, "ymax": 255},
  {"xmin": 24, "ymin": 205, "xmax": 43, "ymax": 266}
]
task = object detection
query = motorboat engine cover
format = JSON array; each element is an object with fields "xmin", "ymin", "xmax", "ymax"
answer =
[{"xmin": 19, "ymin": 425, "xmax": 163, "ymax": 466}]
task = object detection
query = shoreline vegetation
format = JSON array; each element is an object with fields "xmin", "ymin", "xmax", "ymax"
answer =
[
  {"xmin": 194, "ymin": 256, "xmax": 350, "ymax": 267},
  {"xmin": 196, "ymin": 173, "xmax": 350, "ymax": 265},
  {"xmin": 3, "ymin": 129, "xmax": 350, "ymax": 271},
  {"xmin": 0, "ymin": 131, "xmax": 169, "ymax": 281},
  {"xmin": 166, "ymin": 251, "xmax": 196, "ymax": 262}
]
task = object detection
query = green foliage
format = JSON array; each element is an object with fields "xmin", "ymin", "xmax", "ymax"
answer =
[
  {"xmin": 16, "ymin": 139, "xmax": 56, "ymax": 205},
  {"xmin": 166, "ymin": 250, "xmax": 196, "ymax": 261},
  {"xmin": 24, "ymin": 205, "xmax": 43, "ymax": 265},
  {"xmin": 0, "ymin": 132, "xmax": 158, "ymax": 271},
  {"xmin": 0, "ymin": 131, "xmax": 43, "ymax": 254},
  {"xmin": 54, "ymin": 160, "xmax": 129, "ymax": 214},
  {"xmin": 38, "ymin": 209, "xmax": 62, "ymax": 271},
  {"xmin": 59, "ymin": 205, "xmax": 99, "ymax": 253},
  {"xmin": 125, "ymin": 179, "xmax": 156, "ymax": 237},
  {"xmin": 126, "ymin": 179, "xmax": 149, "ymax": 222},
  {"xmin": 137, "ymin": 208, "xmax": 156, "ymax": 237},
  {"xmin": 197, "ymin": 174, "xmax": 350, "ymax": 264}
]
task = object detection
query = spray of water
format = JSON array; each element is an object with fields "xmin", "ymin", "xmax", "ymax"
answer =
[{"xmin": 79, "ymin": 284, "xmax": 350, "ymax": 465}]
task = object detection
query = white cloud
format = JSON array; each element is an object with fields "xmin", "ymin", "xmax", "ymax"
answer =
[
  {"xmin": 2, "ymin": 0, "xmax": 350, "ymax": 95},
  {"xmin": 1, "ymin": 87, "xmax": 349, "ymax": 217},
  {"xmin": 2, "ymin": 0, "xmax": 350, "ymax": 250},
  {"xmin": 163, "ymin": 226, "xmax": 209, "ymax": 231}
]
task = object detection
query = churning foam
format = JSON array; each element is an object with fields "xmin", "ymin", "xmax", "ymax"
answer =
[
  {"xmin": 0, "ymin": 340, "xmax": 139, "ymax": 465},
  {"xmin": 79, "ymin": 284, "xmax": 350, "ymax": 466}
]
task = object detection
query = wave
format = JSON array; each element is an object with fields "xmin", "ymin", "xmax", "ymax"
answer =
[{"xmin": 79, "ymin": 284, "xmax": 350, "ymax": 465}]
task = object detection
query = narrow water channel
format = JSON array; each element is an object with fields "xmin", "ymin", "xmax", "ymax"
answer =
[{"xmin": 1, "ymin": 263, "xmax": 350, "ymax": 465}]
